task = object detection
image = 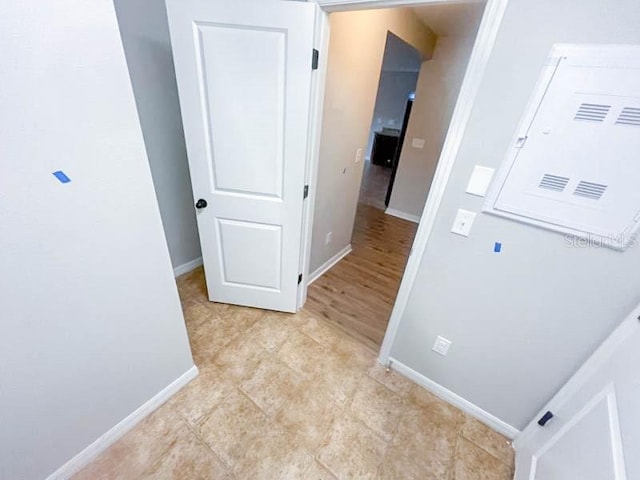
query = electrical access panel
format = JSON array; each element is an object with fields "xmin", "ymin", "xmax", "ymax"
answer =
[{"xmin": 484, "ymin": 44, "xmax": 640, "ymax": 250}]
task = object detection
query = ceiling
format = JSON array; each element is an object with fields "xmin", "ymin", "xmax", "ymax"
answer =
[
  {"xmin": 412, "ymin": 1, "xmax": 486, "ymax": 36},
  {"xmin": 379, "ymin": 1, "xmax": 487, "ymax": 72}
]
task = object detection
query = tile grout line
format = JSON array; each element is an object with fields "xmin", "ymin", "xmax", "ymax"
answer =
[
  {"xmin": 372, "ymin": 399, "xmax": 404, "ymax": 480},
  {"xmin": 448, "ymin": 431, "xmax": 462, "ymax": 480},
  {"xmin": 458, "ymin": 430, "xmax": 514, "ymax": 469},
  {"xmin": 370, "ymin": 365, "xmax": 515, "ymax": 472},
  {"xmin": 172, "ymin": 395, "xmax": 235, "ymax": 473},
  {"xmin": 181, "ymin": 273, "xmax": 513, "ymax": 478}
]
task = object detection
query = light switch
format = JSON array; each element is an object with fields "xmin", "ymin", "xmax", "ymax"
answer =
[
  {"xmin": 451, "ymin": 209, "xmax": 476, "ymax": 237},
  {"xmin": 466, "ymin": 165, "xmax": 495, "ymax": 197},
  {"xmin": 355, "ymin": 148, "xmax": 363, "ymax": 163},
  {"xmin": 411, "ymin": 138, "xmax": 426, "ymax": 149}
]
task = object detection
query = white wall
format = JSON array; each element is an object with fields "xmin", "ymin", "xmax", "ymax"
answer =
[
  {"xmin": 390, "ymin": 0, "xmax": 640, "ymax": 431},
  {"xmin": 310, "ymin": 8, "xmax": 435, "ymax": 273},
  {"xmin": 0, "ymin": 1, "xmax": 195, "ymax": 478},
  {"xmin": 388, "ymin": 34, "xmax": 477, "ymax": 218},
  {"xmin": 113, "ymin": 0, "xmax": 202, "ymax": 272}
]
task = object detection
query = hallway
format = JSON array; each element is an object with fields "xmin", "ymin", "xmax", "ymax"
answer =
[{"xmin": 305, "ymin": 203, "xmax": 418, "ymax": 352}]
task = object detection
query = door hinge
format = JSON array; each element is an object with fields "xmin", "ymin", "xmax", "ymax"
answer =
[
  {"xmin": 514, "ymin": 135, "xmax": 528, "ymax": 148},
  {"xmin": 298, "ymin": 273, "xmax": 303, "ymax": 284},
  {"xmin": 537, "ymin": 410, "xmax": 554, "ymax": 427},
  {"xmin": 312, "ymin": 49, "xmax": 319, "ymax": 70},
  {"xmin": 303, "ymin": 185, "xmax": 309, "ymax": 199}
]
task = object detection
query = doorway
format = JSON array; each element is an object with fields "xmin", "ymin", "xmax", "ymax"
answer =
[
  {"xmin": 304, "ymin": 2, "xmax": 486, "ymax": 351},
  {"xmin": 164, "ymin": 0, "xmax": 505, "ymax": 358}
]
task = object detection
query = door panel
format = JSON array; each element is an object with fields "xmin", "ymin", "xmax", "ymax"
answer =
[
  {"xmin": 197, "ymin": 23, "xmax": 286, "ymax": 198},
  {"xmin": 532, "ymin": 387, "xmax": 620, "ymax": 480},
  {"xmin": 166, "ymin": 0, "xmax": 315, "ymax": 312},
  {"xmin": 514, "ymin": 306, "xmax": 639, "ymax": 480},
  {"xmin": 217, "ymin": 219, "xmax": 282, "ymax": 290}
]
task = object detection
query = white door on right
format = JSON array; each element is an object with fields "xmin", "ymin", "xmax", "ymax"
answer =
[{"xmin": 514, "ymin": 305, "xmax": 640, "ymax": 480}]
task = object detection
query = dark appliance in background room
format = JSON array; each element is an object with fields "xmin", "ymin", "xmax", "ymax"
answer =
[
  {"xmin": 371, "ymin": 129, "xmax": 400, "ymax": 168},
  {"xmin": 385, "ymin": 97, "xmax": 413, "ymax": 207}
]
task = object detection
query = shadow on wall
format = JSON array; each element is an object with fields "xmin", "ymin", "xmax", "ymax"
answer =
[{"xmin": 114, "ymin": 0, "xmax": 202, "ymax": 271}]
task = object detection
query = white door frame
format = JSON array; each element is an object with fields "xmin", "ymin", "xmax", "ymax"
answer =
[{"xmin": 299, "ymin": 0, "xmax": 510, "ymax": 364}]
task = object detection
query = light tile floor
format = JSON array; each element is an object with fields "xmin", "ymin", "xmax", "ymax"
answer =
[{"xmin": 74, "ymin": 269, "xmax": 514, "ymax": 480}]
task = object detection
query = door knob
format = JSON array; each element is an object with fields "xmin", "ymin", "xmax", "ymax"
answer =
[{"xmin": 195, "ymin": 199, "xmax": 207, "ymax": 209}]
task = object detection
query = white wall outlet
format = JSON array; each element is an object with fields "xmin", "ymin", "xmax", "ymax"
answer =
[
  {"xmin": 411, "ymin": 138, "xmax": 426, "ymax": 149},
  {"xmin": 432, "ymin": 336, "xmax": 452, "ymax": 356},
  {"xmin": 355, "ymin": 148, "xmax": 363, "ymax": 163},
  {"xmin": 451, "ymin": 209, "xmax": 477, "ymax": 237},
  {"xmin": 325, "ymin": 232, "xmax": 333, "ymax": 245}
]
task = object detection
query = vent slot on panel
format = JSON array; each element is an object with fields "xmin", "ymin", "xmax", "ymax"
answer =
[
  {"xmin": 539, "ymin": 174, "xmax": 570, "ymax": 192},
  {"xmin": 574, "ymin": 103, "xmax": 611, "ymax": 122},
  {"xmin": 615, "ymin": 107, "xmax": 640, "ymax": 126},
  {"xmin": 573, "ymin": 181, "xmax": 607, "ymax": 200}
]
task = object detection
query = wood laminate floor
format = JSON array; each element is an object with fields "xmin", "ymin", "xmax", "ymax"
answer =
[{"xmin": 304, "ymin": 203, "xmax": 418, "ymax": 352}]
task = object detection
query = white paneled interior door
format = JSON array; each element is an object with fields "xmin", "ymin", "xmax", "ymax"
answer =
[
  {"xmin": 514, "ymin": 305, "xmax": 640, "ymax": 480},
  {"xmin": 166, "ymin": 0, "xmax": 316, "ymax": 312}
]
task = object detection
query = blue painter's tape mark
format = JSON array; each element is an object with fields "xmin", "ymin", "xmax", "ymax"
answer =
[
  {"xmin": 494, "ymin": 242, "xmax": 502, "ymax": 253},
  {"xmin": 53, "ymin": 171, "xmax": 71, "ymax": 184}
]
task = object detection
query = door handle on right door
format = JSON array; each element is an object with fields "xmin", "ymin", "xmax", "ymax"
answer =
[{"xmin": 195, "ymin": 199, "xmax": 207, "ymax": 209}]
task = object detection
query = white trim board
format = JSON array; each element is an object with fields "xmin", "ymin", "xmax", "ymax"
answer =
[
  {"xmin": 385, "ymin": 208, "xmax": 420, "ymax": 224},
  {"xmin": 388, "ymin": 357, "xmax": 520, "ymax": 439},
  {"xmin": 316, "ymin": 0, "xmax": 485, "ymax": 12},
  {"xmin": 377, "ymin": 0, "xmax": 511, "ymax": 362},
  {"xmin": 173, "ymin": 256, "xmax": 203, "ymax": 277},
  {"xmin": 297, "ymin": 4, "xmax": 331, "ymax": 309},
  {"xmin": 46, "ymin": 366, "xmax": 199, "ymax": 480},
  {"xmin": 308, "ymin": 244, "xmax": 352, "ymax": 285}
]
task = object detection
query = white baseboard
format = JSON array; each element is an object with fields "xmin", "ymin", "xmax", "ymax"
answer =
[
  {"xmin": 385, "ymin": 208, "xmax": 420, "ymax": 224},
  {"xmin": 46, "ymin": 365, "xmax": 199, "ymax": 480},
  {"xmin": 387, "ymin": 357, "xmax": 520, "ymax": 439},
  {"xmin": 173, "ymin": 257, "xmax": 203, "ymax": 277},
  {"xmin": 308, "ymin": 245, "xmax": 352, "ymax": 285}
]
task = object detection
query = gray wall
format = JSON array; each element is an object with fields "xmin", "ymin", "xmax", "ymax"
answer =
[
  {"xmin": 0, "ymin": 1, "xmax": 195, "ymax": 478},
  {"xmin": 366, "ymin": 70, "xmax": 419, "ymax": 159},
  {"xmin": 388, "ymin": 34, "xmax": 477, "ymax": 218},
  {"xmin": 365, "ymin": 32, "xmax": 421, "ymax": 159},
  {"xmin": 114, "ymin": 0, "xmax": 201, "ymax": 271},
  {"xmin": 390, "ymin": 0, "xmax": 640, "ymax": 430}
]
